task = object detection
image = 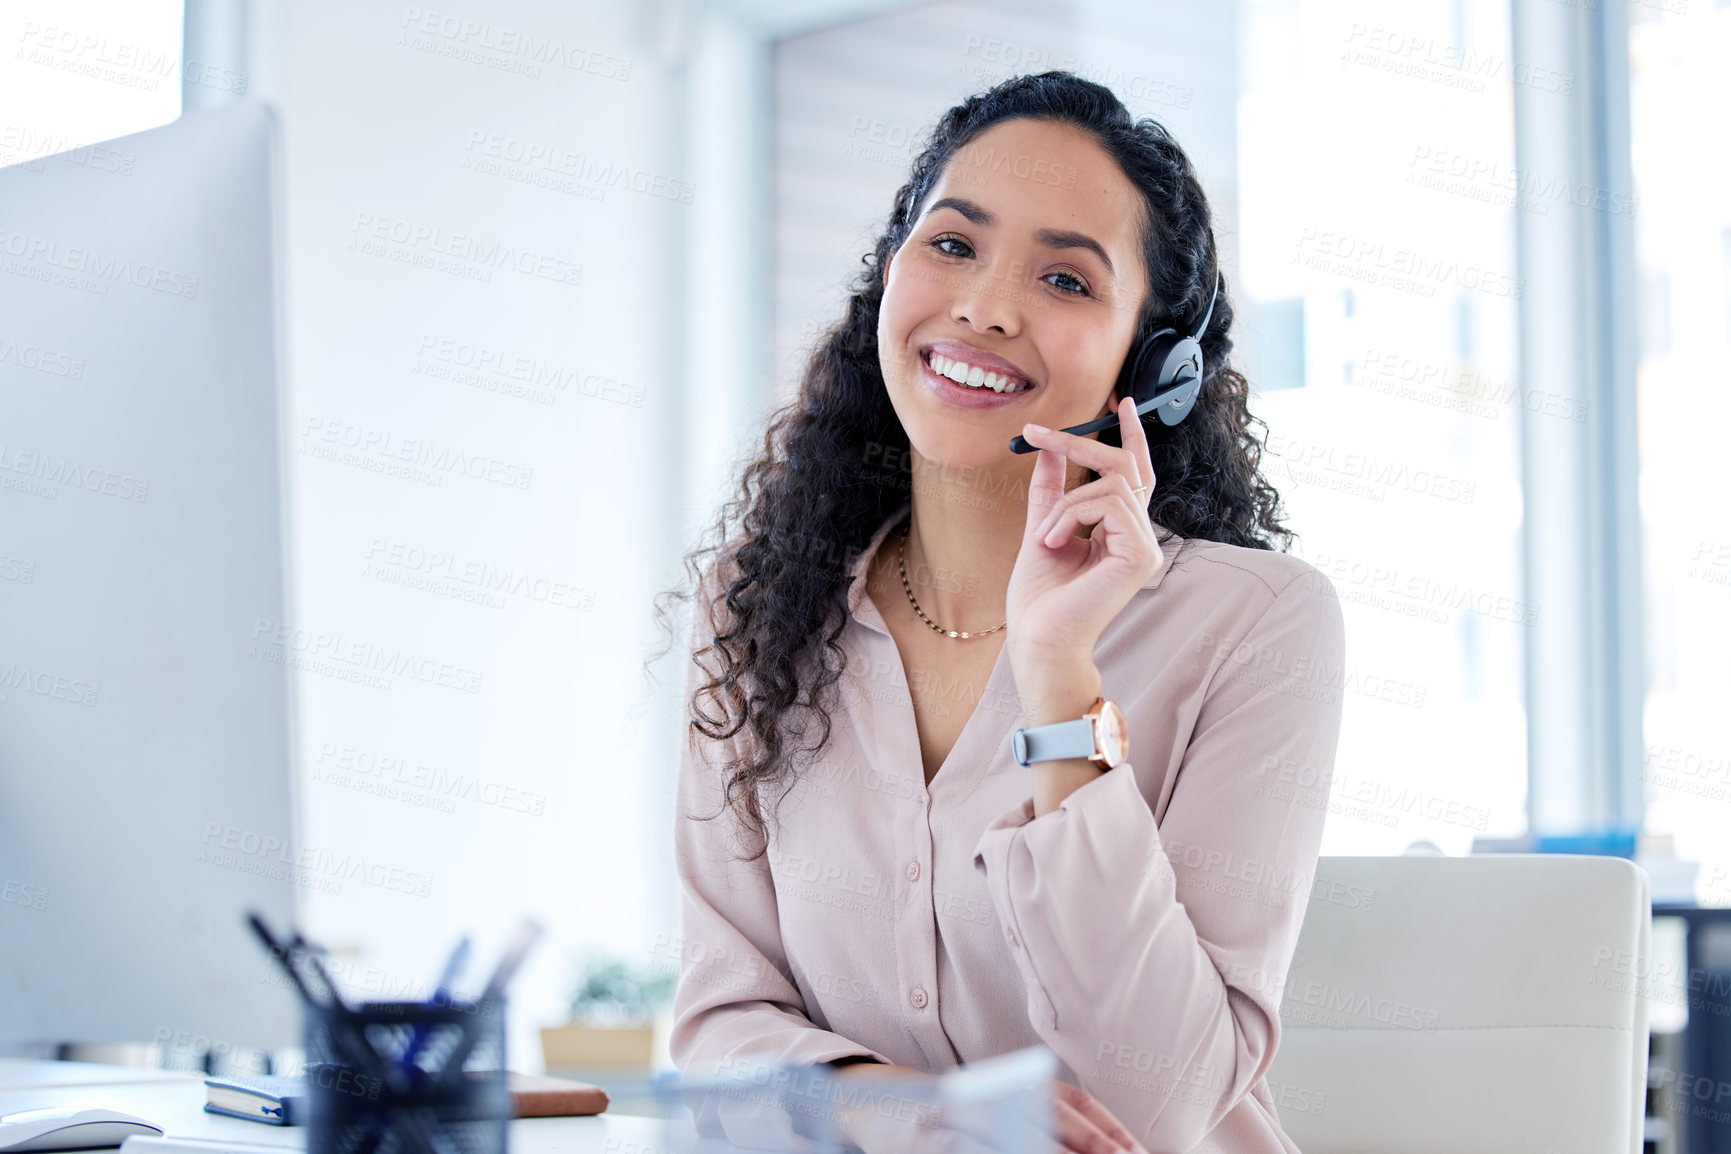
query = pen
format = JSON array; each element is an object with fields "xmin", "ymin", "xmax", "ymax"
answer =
[
  {"xmin": 290, "ymin": 932, "xmax": 351, "ymax": 1012},
  {"xmin": 398, "ymin": 935, "xmax": 471, "ymax": 1079},
  {"xmin": 246, "ymin": 913, "xmax": 395, "ymax": 1090},
  {"xmin": 430, "ymin": 917, "xmax": 544, "ymax": 1089},
  {"xmin": 479, "ymin": 918, "xmax": 543, "ymax": 1002},
  {"xmin": 245, "ymin": 911, "xmax": 322, "ymax": 1012}
]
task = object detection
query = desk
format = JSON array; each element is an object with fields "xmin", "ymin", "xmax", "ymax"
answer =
[
  {"xmin": 0, "ymin": 1060, "xmax": 191, "ymax": 1092},
  {"xmin": 0, "ymin": 1060, "xmax": 701, "ymax": 1153}
]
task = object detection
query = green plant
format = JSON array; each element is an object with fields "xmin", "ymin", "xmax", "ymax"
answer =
[{"xmin": 566, "ymin": 954, "xmax": 676, "ymax": 1028}]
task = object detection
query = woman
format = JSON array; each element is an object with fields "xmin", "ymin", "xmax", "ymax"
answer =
[{"xmin": 656, "ymin": 70, "xmax": 1345, "ymax": 1154}]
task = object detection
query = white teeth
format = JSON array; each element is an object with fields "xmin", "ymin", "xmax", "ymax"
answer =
[{"xmin": 929, "ymin": 353, "xmax": 1024, "ymax": 394}]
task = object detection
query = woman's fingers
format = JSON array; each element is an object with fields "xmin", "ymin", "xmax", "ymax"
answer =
[
  {"xmin": 1039, "ymin": 489, "xmax": 1156, "ymax": 554},
  {"xmin": 1054, "ymin": 1097, "xmax": 1132, "ymax": 1154},
  {"xmin": 1116, "ymin": 393, "xmax": 1153, "ymax": 474},
  {"xmin": 1020, "ymin": 422, "xmax": 1144, "ymax": 496},
  {"xmin": 1055, "ymin": 1084, "xmax": 1141, "ymax": 1154},
  {"xmin": 1020, "ymin": 396, "xmax": 1158, "ymax": 487},
  {"xmin": 1022, "ymin": 433, "xmax": 1072, "ymax": 545},
  {"xmin": 1035, "ymin": 471, "xmax": 1144, "ymax": 544}
]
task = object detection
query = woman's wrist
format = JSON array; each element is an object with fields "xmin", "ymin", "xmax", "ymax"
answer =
[
  {"xmin": 1012, "ymin": 655, "xmax": 1102, "ymax": 725},
  {"xmin": 1010, "ymin": 658, "xmax": 1109, "ymax": 818}
]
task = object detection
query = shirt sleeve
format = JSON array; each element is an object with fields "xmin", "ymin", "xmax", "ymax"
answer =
[
  {"xmin": 668, "ymin": 565, "xmax": 893, "ymax": 1075},
  {"xmin": 971, "ymin": 568, "xmax": 1346, "ymax": 1152}
]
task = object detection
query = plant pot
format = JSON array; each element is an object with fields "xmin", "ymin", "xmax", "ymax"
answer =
[{"xmin": 539, "ymin": 1023, "xmax": 657, "ymax": 1071}]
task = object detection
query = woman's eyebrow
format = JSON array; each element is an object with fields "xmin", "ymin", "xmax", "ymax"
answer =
[{"xmin": 928, "ymin": 196, "xmax": 1116, "ymax": 280}]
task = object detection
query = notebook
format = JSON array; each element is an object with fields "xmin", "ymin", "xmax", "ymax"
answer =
[
  {"xmin": 503, "ymin": 1072, "xmax": 610, "ymax": 1118},
  {"xmin": 202, "ymin": 1072, "xmax": 306, "ymax": 1126},
  {"xmin": 202, "ymin": 1071, "xmax": 608, "ymax": 1125}
]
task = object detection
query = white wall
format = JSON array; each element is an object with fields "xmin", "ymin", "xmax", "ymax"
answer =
[{"xmin": 249, "ymin": 0, "xmax": 697, "ymax": 1070}]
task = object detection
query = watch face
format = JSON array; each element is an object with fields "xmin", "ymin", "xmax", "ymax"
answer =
[{"xmin": 1096, "ymin": 702, "xmax": 1127, "ymax": 766}]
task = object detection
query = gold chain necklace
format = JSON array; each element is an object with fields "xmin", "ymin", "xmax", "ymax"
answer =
[{"xmin": 897, "ymin": 531, "xmax": 1006, "ymax": 640}]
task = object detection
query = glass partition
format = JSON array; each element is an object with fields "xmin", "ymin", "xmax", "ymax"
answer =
[{"xmin": 624, "ymin": 1046, "xmax": 1057, "ymax": 1153}]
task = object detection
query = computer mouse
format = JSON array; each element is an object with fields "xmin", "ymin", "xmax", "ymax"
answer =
[{"xmin": 0, "ymin": 1108, "xmax": 164, "ymax": 1152}]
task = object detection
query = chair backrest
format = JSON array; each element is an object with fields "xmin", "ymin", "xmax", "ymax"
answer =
[{"xmin": 1265, "ymin": 854, "xmax": 1651, "ymax": 1154}]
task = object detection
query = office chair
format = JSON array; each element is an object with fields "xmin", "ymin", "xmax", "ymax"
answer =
[{"xmin": 1266, "ymin": 853, "xmax": 1651, "ymax": 1153}]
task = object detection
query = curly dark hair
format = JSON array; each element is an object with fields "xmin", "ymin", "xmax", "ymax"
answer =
[{"xmin": 649, "ymin": 70, "xmax": 1291, "ymax": 854}]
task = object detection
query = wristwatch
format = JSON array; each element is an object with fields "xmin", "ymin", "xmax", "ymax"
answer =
[{"xmin": 1011, "ymin": 696, "xmax": 1129, "ymax": 769}]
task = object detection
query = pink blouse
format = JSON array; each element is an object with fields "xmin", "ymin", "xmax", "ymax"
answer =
[{"xmin": 670, "ymin": 496, "xmax": 1346, "ymax": 1153}]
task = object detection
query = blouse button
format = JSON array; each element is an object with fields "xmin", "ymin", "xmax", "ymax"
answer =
[
  {"xmin": 905, "ymin": 861, "xmax": 921, "ymax": 882},
  {"xmin": 909, "ymin": 987, "xmax": 928, "ymax": 1009},
  {"xmin": 1006, "ymin": 928, "xmax": 1019, "ymax": 949}
]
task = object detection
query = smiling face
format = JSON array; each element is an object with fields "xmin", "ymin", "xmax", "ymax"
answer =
[{"xmin": 876, "ymin": 116, "xmax": 1149, "ymax": 475}]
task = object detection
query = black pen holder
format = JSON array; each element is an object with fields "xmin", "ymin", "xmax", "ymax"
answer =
[{"xmin": 305, "ymin": 997, "xmax": 510, "ymax": 1154}]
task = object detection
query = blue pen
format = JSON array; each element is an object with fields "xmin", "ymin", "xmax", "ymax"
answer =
[{"xmin": 399, "ymin": 935, "xmax": 471, "ymax": 1080}]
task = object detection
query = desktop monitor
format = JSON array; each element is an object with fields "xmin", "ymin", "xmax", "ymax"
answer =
[{"xmin": 0, "ymin": 99, "xmax": 300, "ymax": 1056}]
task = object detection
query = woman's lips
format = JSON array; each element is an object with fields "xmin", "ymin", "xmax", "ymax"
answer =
[{"xmin": 920, "ymin": 351, "xmax": 1036, "ymax": 410}]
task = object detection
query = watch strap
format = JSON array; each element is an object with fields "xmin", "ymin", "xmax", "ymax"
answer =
[{"xmin": 1012, "ymin": 716, "xmax": 1097, "ymax": 766}]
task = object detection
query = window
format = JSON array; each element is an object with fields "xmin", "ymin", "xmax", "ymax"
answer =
[
  {"xmin": 0, "ymin": 0, "xmax": 183, "ymax": 170},
  {"xmin": 1236, "ymin": 0, "xmax": 1529, "ymax": 853},
  {"xmin": 1628, "ymin": 1, "xmax": 1731, "ymax": 902}
]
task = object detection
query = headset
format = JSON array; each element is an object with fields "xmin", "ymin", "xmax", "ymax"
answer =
[{"xmin": 1007, "ymin": 271, "xmax": 1222, "ymax": 453}]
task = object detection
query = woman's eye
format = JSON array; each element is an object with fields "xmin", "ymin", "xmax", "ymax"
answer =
[
  {"xmin": 1046, "ymin": 271, "xmax": 1089, "ymax": 297},
  {"xmin": 926, "ymin": 236, "xmax": 1090, "ymax": 298},
  {"xmin": 929, "ymin": 234, "xmax": 972, "ymax": 258}
]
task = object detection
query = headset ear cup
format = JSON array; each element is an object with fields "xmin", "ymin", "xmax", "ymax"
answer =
[
  {"xmin": 1123, "ymin": 328, "xmax": 1177, "ymax": 411},
  {"xmin": 1150, "ymin": 335, "xmax": 1204, "ymax": 426}
]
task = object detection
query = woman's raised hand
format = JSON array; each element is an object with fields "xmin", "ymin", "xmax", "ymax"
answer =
[{"xmin": 1006, "ymin": 395, "xmax": 1165, "ymax": 667}]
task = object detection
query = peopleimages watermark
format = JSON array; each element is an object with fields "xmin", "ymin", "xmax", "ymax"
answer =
[
  {"xmin": 0, "ymin": 443, "xmax": 149, "ymax": 503},
  {"xmin": 1406, "ymin": 145, "xmax": 1638, "ymax": 219},
  {"xmin": 0, "ymin": 662, "xmax": 101, "ymax": 707},
  {"xmin": 765, "ymin": 845, "xmax": 894, "ymax": 922},
  {"xmin": 197, "ymin": 822, "xmax": 435, "ymax": 898},
  {"xmin": 362, "ymin": 537, "xmax": 595, "ymax": 612},
  {"xmin": 461, "ymin": 130, "xmax": 694, "ymax": 204},
  {"xmin": 0, "ymin": 331, "xmax": 86, "ymax": 379},
  {"xmin": 398, "ymin": 7, "xmax": 633, "ymax": 81},
  {"xmin": 1293, "ymin": 227, "xmax": 1523, "ymax": 300},
  {"xmin": 1265, "ymin": 429, "xmax": 1478, "ymax": 506},
  {"xmin": 1255, "ymin": 755, "xmax": 1492, "ymax": 832},
  {"xmin": 957, "ymin": 36, "xmax": 1193, "ymax": 110},
  {"xmin": 1, "ymin": 877, "xmax": 50, "ymax": 911},
  {"xmin": 300, "ymin": 416, "xmax": 533, "ymax": 490},
  {"xmin": 312, "ymin": 740, "xmax": 548, "ymax": 817},
  {"xmin": 13, "ymin": 21, "xmax": 248, "ymax": 96},
  {"xmin": 1349, "ymin": 347, "xmax": 1587, "ymax": 424},
  {"xmin": 0, "ymin": 226, "xmax": 201, "ymax": 299},
  {"xmin": 0, "ymin": 123, "xmax": 135, "ymax": 177},
  {"xmin": 0, "ymin": 553, "xmax": 36, "ymax": 584},
  {"xmin": 1303, "ymin": 551, "xmax": 1538, "ymax": 627},
  {"xmin": 1342, "ymin": 23, "xmax": 1574, "ymax": 95},
  {"xmin": 412, "ymin": 333, "xmax": 645, "ymax": 409},
  {"xmin": 1282, "ymin": 979, "xmax": 1442, "ymax": 1032},
  {"xmin": 248, "ymin": 618, "xmax": 485, "ymax": 695},
  {"xmin": 345, "ymin": 211, "xmax": 582, "ymax": 289}
]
